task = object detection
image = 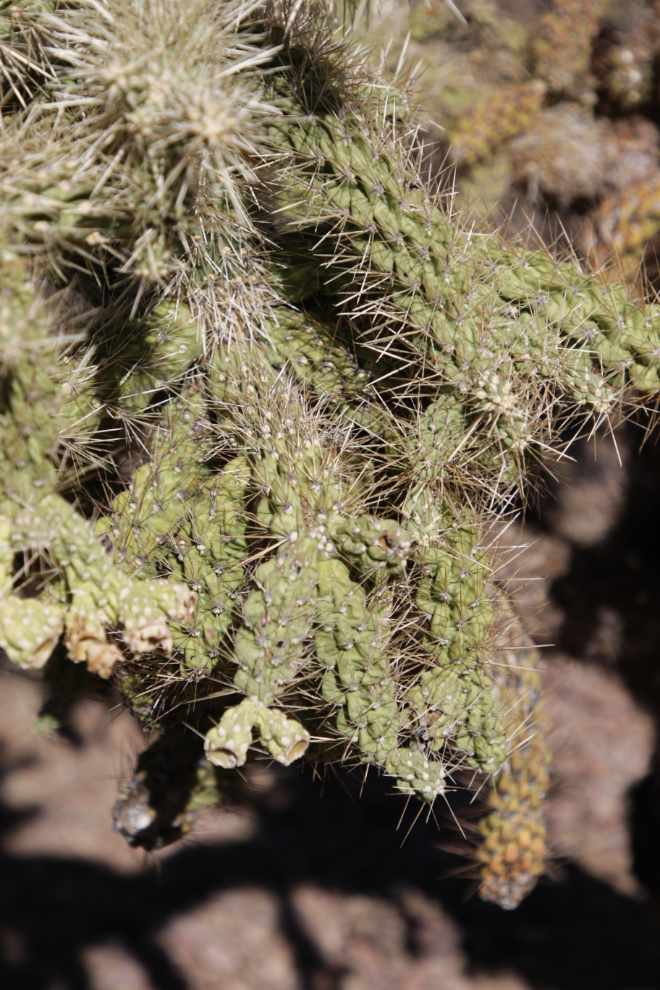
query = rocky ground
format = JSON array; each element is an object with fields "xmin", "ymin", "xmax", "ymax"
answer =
[{"xmin": 2, "ymin": 417, "xmax": 660, "ymax": 990}]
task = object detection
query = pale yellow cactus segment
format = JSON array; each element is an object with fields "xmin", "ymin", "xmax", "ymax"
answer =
[
  {"xmin": 0, "ymin": 516, "xmax": 12, "ymax": 591},
  {"xmin": 205, "ymin": 699, "xmax": 257, "ymax": 768},
  {"xmin": 0, "ymin": 596, "xmax": 65, "ymax": 670},
  {"xmin": 204, "ymin": 698, "xmax": 310, "ymax": 768},
  {"xmin": 254, "ymin": 706, "xmax": 311, "ymax": 766}
]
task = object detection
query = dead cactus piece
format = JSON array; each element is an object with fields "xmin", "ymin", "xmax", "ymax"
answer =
[
  {"xmin": 450, "ymin": 80, "xmax": 546, "ymax": 166},
  {"xmin": 532, "ymin": 0, "xmax": 602, "ymax": 96},
  {"xmin": 64, "ymin": 609, "xmax": 124, "ymax": 679},
  {"xmin": 476, "ymin": 616, "xmax": 551, "ymax": 910},
  {"xmin": 114, "ymin": 724, "xmax": 227, "ymax": 850}
]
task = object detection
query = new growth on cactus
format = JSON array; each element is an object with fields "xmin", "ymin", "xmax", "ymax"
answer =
[{"xmin": 1, "ymin": 0, "xmax": 659, "ymax": 911}]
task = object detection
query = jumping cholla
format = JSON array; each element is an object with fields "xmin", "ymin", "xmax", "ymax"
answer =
[{"xmin": 0, "ymin": 0, "xmax": 656, "ymax": 909}]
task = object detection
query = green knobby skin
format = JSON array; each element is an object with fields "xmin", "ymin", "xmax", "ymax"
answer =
[
  {"xmin": 234, "ymin": 528, "xmax": 319, "ymax": 702},
  {"xmin": 209, "ymin": 339, "xmax": 500, "ymax": 789},
  {"xmin": 404, "ymin": 488, "xmax": 505, "ymax": 771},
  {"xmin": 317, "ymin": 555, "xmax": 447, "ymax": 800},
  {"xmin": 265, "ymin": 305, "xmax": 377, "ymax": 409},
  {"xmin": 96, "ymin": 395, "xmax": 251, "ymax": 674},
  {"xmin": 265, "ymin": 68, "xmax": 660, "ymax": 487},
  {"xmin": 91, "ymin": 299, "xmax": 205, "ymax": 421},
  {"xmin": 0, "ymin": 254, "xmax": 103, "ymax": 513}
]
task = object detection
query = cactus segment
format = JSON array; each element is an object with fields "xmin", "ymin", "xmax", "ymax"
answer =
[
  {"xmin": 4, "ymin": 0, "xmax": 660, "ymax": 904},
  {"xmin": 0, "ymin": 254, "xmax": 103, "ymax": 511},
  {"xmin": 8, "ymin": 494, "xmax": 196, "ymax": 677},
  {"xmin": 266, "ymin": 71, "xmax": 660, "ymax": 505},
  {"xmin": 204, "ymin": 698, "xmax": 310, "ymax": 768},
  {"xmin": 0, "ymin": 595, "xmax": 64, "ymax": 669}
]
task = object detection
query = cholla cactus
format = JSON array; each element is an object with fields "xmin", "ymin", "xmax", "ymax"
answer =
[{"xmin": 1, "ymin": 0, "xmax": 659, "ymax": 911}]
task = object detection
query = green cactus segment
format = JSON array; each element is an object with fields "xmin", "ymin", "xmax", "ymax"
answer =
[
  {"xmin": 0, "ymin": 595, "xmax": 64, "ymax": 669},
  {"xmin": 233, "ymin": 527, "xmax": 318, "ymax": 703},
  {"xmin": 265, "ymin": 306, "xmax": 376, "ymax": 407},
  {"xmin": 267, "ymin": 74, "xmax": 660, "ymax": 480},
  {"xmin": 384, "ymin": 749, "xmax": 446, "ymax": 801},
  {"xmin": 96, "ymin": 399, "xmax": 251, "ymax": 674},
  {"xmin": 403, "ymin": 489, "xmax": 505, "ymax": 772},
  {"xmin": 92, "ymin": 300, "xmax": 204, "ymax": 421},
  {"xmin": 95, "ymin": 397, "xmax": 216, "ymax": 566},
  {"xmin": 0, "ymin": 256, "xmax": 102, "ymax": 511},
  {"xmin": 170, "ymin": 462, "xmax": 250, "ymax": 671},
  {"xmin": 317, "ymin": 557, "xmax": 400, "ymax": 758},
  {"xmin": 316, "ymin": 557, "xmax": 449, "ymax": 801},
  {"xmin": 204, "ymin": 697, "xmax": 310, "ymax": 768},
  {"xmin": 211, "ymin": 343, "xmax": 480, "ymax": 792},
  {"xmin": 10, "ymin": 494, "xmax": 196, "ymax": 677}
]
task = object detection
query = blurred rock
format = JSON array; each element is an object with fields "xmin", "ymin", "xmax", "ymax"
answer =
[{"xmin": 543, "ymin": 657, "xmax": 654, "ymax": 897}]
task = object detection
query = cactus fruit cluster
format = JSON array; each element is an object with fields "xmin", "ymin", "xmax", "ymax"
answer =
[{"xmin": 2, "ymin": 0, "xmax": 660, "ymax": 909}]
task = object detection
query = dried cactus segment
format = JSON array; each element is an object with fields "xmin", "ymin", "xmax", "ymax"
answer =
[
  {"xmin": 11, "ymin": 493, "xmax": 196, "ymax": 676},
  {"xmin": 531, "ymin": 0, "xmax": 602, "ymax": 97},
  {"xmin": 449, "ymin": 81, "xmax": 546, "ymax": 166},
  {"xmin": 63, "ymin": 600, "xmax": 124, "ymax": 679},
  {"xmin": 477, "ymin": 619, "xmax": 551, "ymax": 910}
]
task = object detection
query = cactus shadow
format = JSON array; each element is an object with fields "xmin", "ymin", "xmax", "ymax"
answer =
[
  {"xmin": 1, "ymin": 758, "xmax": 660, "ymax": 990},
  {"xmin": 545, "ymin": 417, "xmax": 660, "ymax": 899}
]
